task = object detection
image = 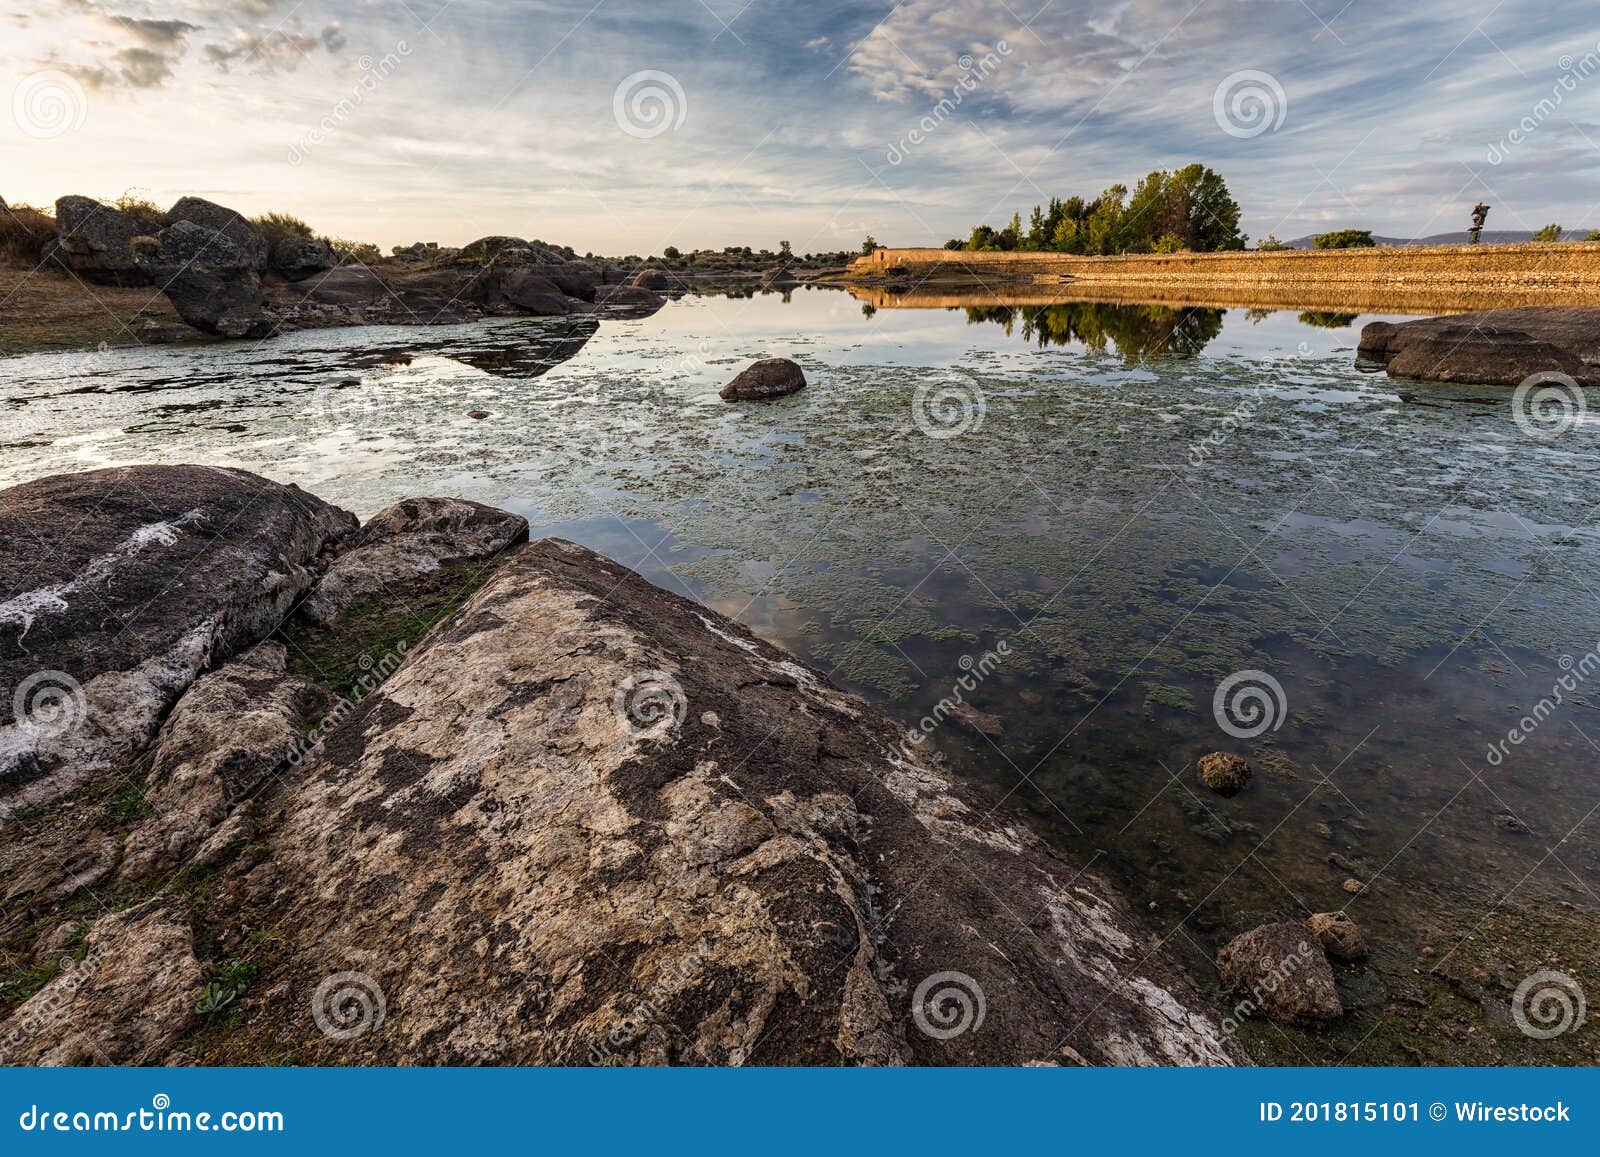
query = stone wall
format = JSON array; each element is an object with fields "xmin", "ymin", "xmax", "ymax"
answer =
[{"xmin": 849, "ymin": 243, "xmax": 1600, "ymax": 304}]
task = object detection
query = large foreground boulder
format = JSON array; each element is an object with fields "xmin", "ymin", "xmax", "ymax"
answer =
[
  {"xmin": 1358, "ymin": 307, "xmax": 1600, "ymax": 386},
  {"xmin": 117, "ymin": 643, "xmax": 333, "ymax": 882},
  {"xmin": 0, "ymin": 466, "xmax": 356, "ymax": 810},
  {"xmin": 137, "ymin": 221, "xmax": 269, "ymax": 338},
  {"xmin": 238, "ymin": 538, "xmax": 1241, "ymax": 1065},
  {"xmin": 50, "ymin": 195, "xmax": 154, "ymax": 286}
]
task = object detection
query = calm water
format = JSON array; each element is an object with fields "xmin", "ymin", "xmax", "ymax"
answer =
[{"xmin": 4, "ymin": 287, "xmax": 1597, "ymax": 1061}]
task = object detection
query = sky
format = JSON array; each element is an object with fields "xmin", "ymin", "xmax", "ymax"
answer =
[{"xmin": 2, "ymin": 0, "xmax": 1597, "ymax": 254}]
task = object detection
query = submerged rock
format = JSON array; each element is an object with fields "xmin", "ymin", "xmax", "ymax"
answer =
[
  {"xmin": 1216, "ymin": 922, "xmax": 1342, "ymax": 1025},
  {"xmin": 720, "ymin": 357, "xmax": 807, "ymax": 401},
  {"xmin": 1197, "ymin": 751, "xmax": 1251, "ymax": 796},
  {"xmin": 0, "ymin": 466, "xmax": 357, "ymax": 811},
  {"xmin": 298, "ymin": 497, "xmax": 529, "ymax": 628},
  {"xmin": 247, "ymin": 537, "xmax": 1241, "ymax": 1065}
]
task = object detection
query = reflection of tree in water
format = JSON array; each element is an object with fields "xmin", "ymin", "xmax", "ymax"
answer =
[
  {"xmin": 1297, "ymin": 311, "xmax": 1358, "ymax": 329},
  {"xmin": 962, "ymin": 302, "xmax": 1223, "ymax": 360}
]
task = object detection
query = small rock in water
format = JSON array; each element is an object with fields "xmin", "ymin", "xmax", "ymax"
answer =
[
  {"xmin": 1197, "ymin": 751, "xmax": 1252, "ymax": 796},
  {"xmin": 467, "ymin": 410, "xmax": 489, "ymax": 419},
  {"xmin": 1306, "ymin": 912, "xmax": 1367, "ymax": 963},
  {"xmin": 337, "ymin": 378, "xmax": 359, "ymax": 388},
  {"xmin": 946, "ymin": 700, "xmax": 1004, "ymax": 738},
  {"xmin": 720, "ymin": 357, "xmax": 807, "ymax": 402},
  {"xmin": 1310, "ymin": 821, "xmax": 1334, "ymax": 839},
  {"xmin": 1342, "ymin": 877, "xmax": 1366, "ymax": 895},
  {"xmin": 1216, "ymin": 922, "xmax": 1343, "ymax": 1025},
  {"xmin": 1491, "ymin": 810, "xmax": 1532, "ymax": 835}
]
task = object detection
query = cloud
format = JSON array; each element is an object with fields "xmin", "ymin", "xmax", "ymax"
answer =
[
  {"xmin": 203, "ymin": 20, "xmax": 349, "ymax": 73},
  {"xmin": 47, "ymin": 11, "xmax": 200, "ymax": 89}
]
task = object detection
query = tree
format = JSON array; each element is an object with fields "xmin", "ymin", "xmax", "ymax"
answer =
[
  {"xmin": 860, "ymin": 235, "xmax": 879, "ymax": 255},
  {"xmin": 662, "ymin": 245, "xmax": 680, "ymax": 259},
  {"xmin": 1313, "ymin": 229, "xmax": 1375, "ymax": 249},
  {"xmin": 1587, "ymin": 231, "xmax": 1600, "ymax": 242},
  {"xmin": 1531, "ymin": 224, "xmax": 1564, "ymax": 242},
  {"xmin": 779, "ymin": 240, "xmax": 792, "ymax": 258}
]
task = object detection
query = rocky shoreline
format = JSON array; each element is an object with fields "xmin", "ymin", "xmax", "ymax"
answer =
[
  {"xmin": 1357, "ymin": 307, "xmax": 1600, "ymax": 387},
  {"xmin": 0, "ymin": 465, "xmax": 1247, "ymax": 1066},
  {"xmin": 33, "ymin": 194, "xmax": 673, "ymax": 344}
]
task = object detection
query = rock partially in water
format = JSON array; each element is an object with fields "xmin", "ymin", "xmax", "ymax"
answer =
[
  {"xmin": 50, "ymin": 195, "xmax": 155, "ymax": 286},
  {"xmin": 1358, "ymin": 307, "xmax": 1600, "ymax": 387},
  {"xmin": 630, "ymin": 267, "xmax": 669, "ymax": 290},
  {"xmin": 721, "ymin": 357, "xmax": 807, "ymax": 401},
  {"xmin": 241, "ymin": 537, "xmax": 1241, "ymax": 1065},
  {"xmin": 0, "ymin": 465, "xmax": 357, "ymax": 811},
  {"xmin": 137, "ymin": 220, "xmax": 268, "ymax": 338},
  {"xmin": 298, "ymin": 497, "xmax": 529, "ymax": 628},
  {"xmin": 1306, "ymin": 912, "xmax": 1367, "ymax": 963},
  {"xmin": 118, "ymin": 643, "xmax": 332, "ymax": 882},
  {"xmin": 0, "ymin": 896, "xmax": 202, "ymax": 1065},
  {"xmin": 1216, "ymin": 922, "xmax": 1342, "ymax": 1026},
  {"xmin": 1197, "ymin": 751, "xmax": 1251, "ymax": 796}
]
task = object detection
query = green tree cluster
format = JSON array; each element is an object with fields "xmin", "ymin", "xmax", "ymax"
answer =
[
  {"xmin": 1312, "ymin": 229, "xmax": 1375, "ymax": 249},
  {"xmin": 960, "ymin": 164, "xmax": 1246, "ymax": 255}
]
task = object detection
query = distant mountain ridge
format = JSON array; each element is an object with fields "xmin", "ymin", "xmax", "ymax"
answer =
[{"xmin": 1280, "ymin": 229, "xmax": 1598, "ymax": 249}]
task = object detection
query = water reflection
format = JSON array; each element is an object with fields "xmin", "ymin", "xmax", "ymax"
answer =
[{"xmin": 962, "ymin": 301, "xmax": 1225, "ymax": 360}]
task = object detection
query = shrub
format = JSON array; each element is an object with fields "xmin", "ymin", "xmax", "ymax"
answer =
[
  {"xmin": 1531, "ymin": 223, "xmax": 1563, "ymax": 243},
  {"xmin": 0, "ymin": 200, "xmax": 58, "ymax": 265},
  {"xmin": 1587, "ymin": 231, "xmax": 1600, "ymax": 242},
  {"xmin": 111, "ymin": 189, "xmax": 164, "ymax": 224},
  {"xmin": 254, "ymin": 211, "xmax": 314, "ymax": 238},
  {"xmin": 1152, "ymin": 233, "xmax": 1185, "ymax": 254},
  {"xmin": 1313, "ymin": 229, "xmax": 1375, "ymax": 249},
  {"xmin": 1256, "ymin": 233, "xmax": 1287, "ymax": 251},
  {"xmin": 324, "ymin": 237, "xmax": 382, "ymax": 264}
]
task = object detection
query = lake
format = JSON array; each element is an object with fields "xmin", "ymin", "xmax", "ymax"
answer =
[{"xmin": 3, "ymin": 285, "xmax": 1596, "ymax": 1064}]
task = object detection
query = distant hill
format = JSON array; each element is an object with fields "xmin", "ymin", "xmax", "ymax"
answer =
[{"xmin": 1279, "ymin": 229, "xmax": 1598, "ymax": 249}]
